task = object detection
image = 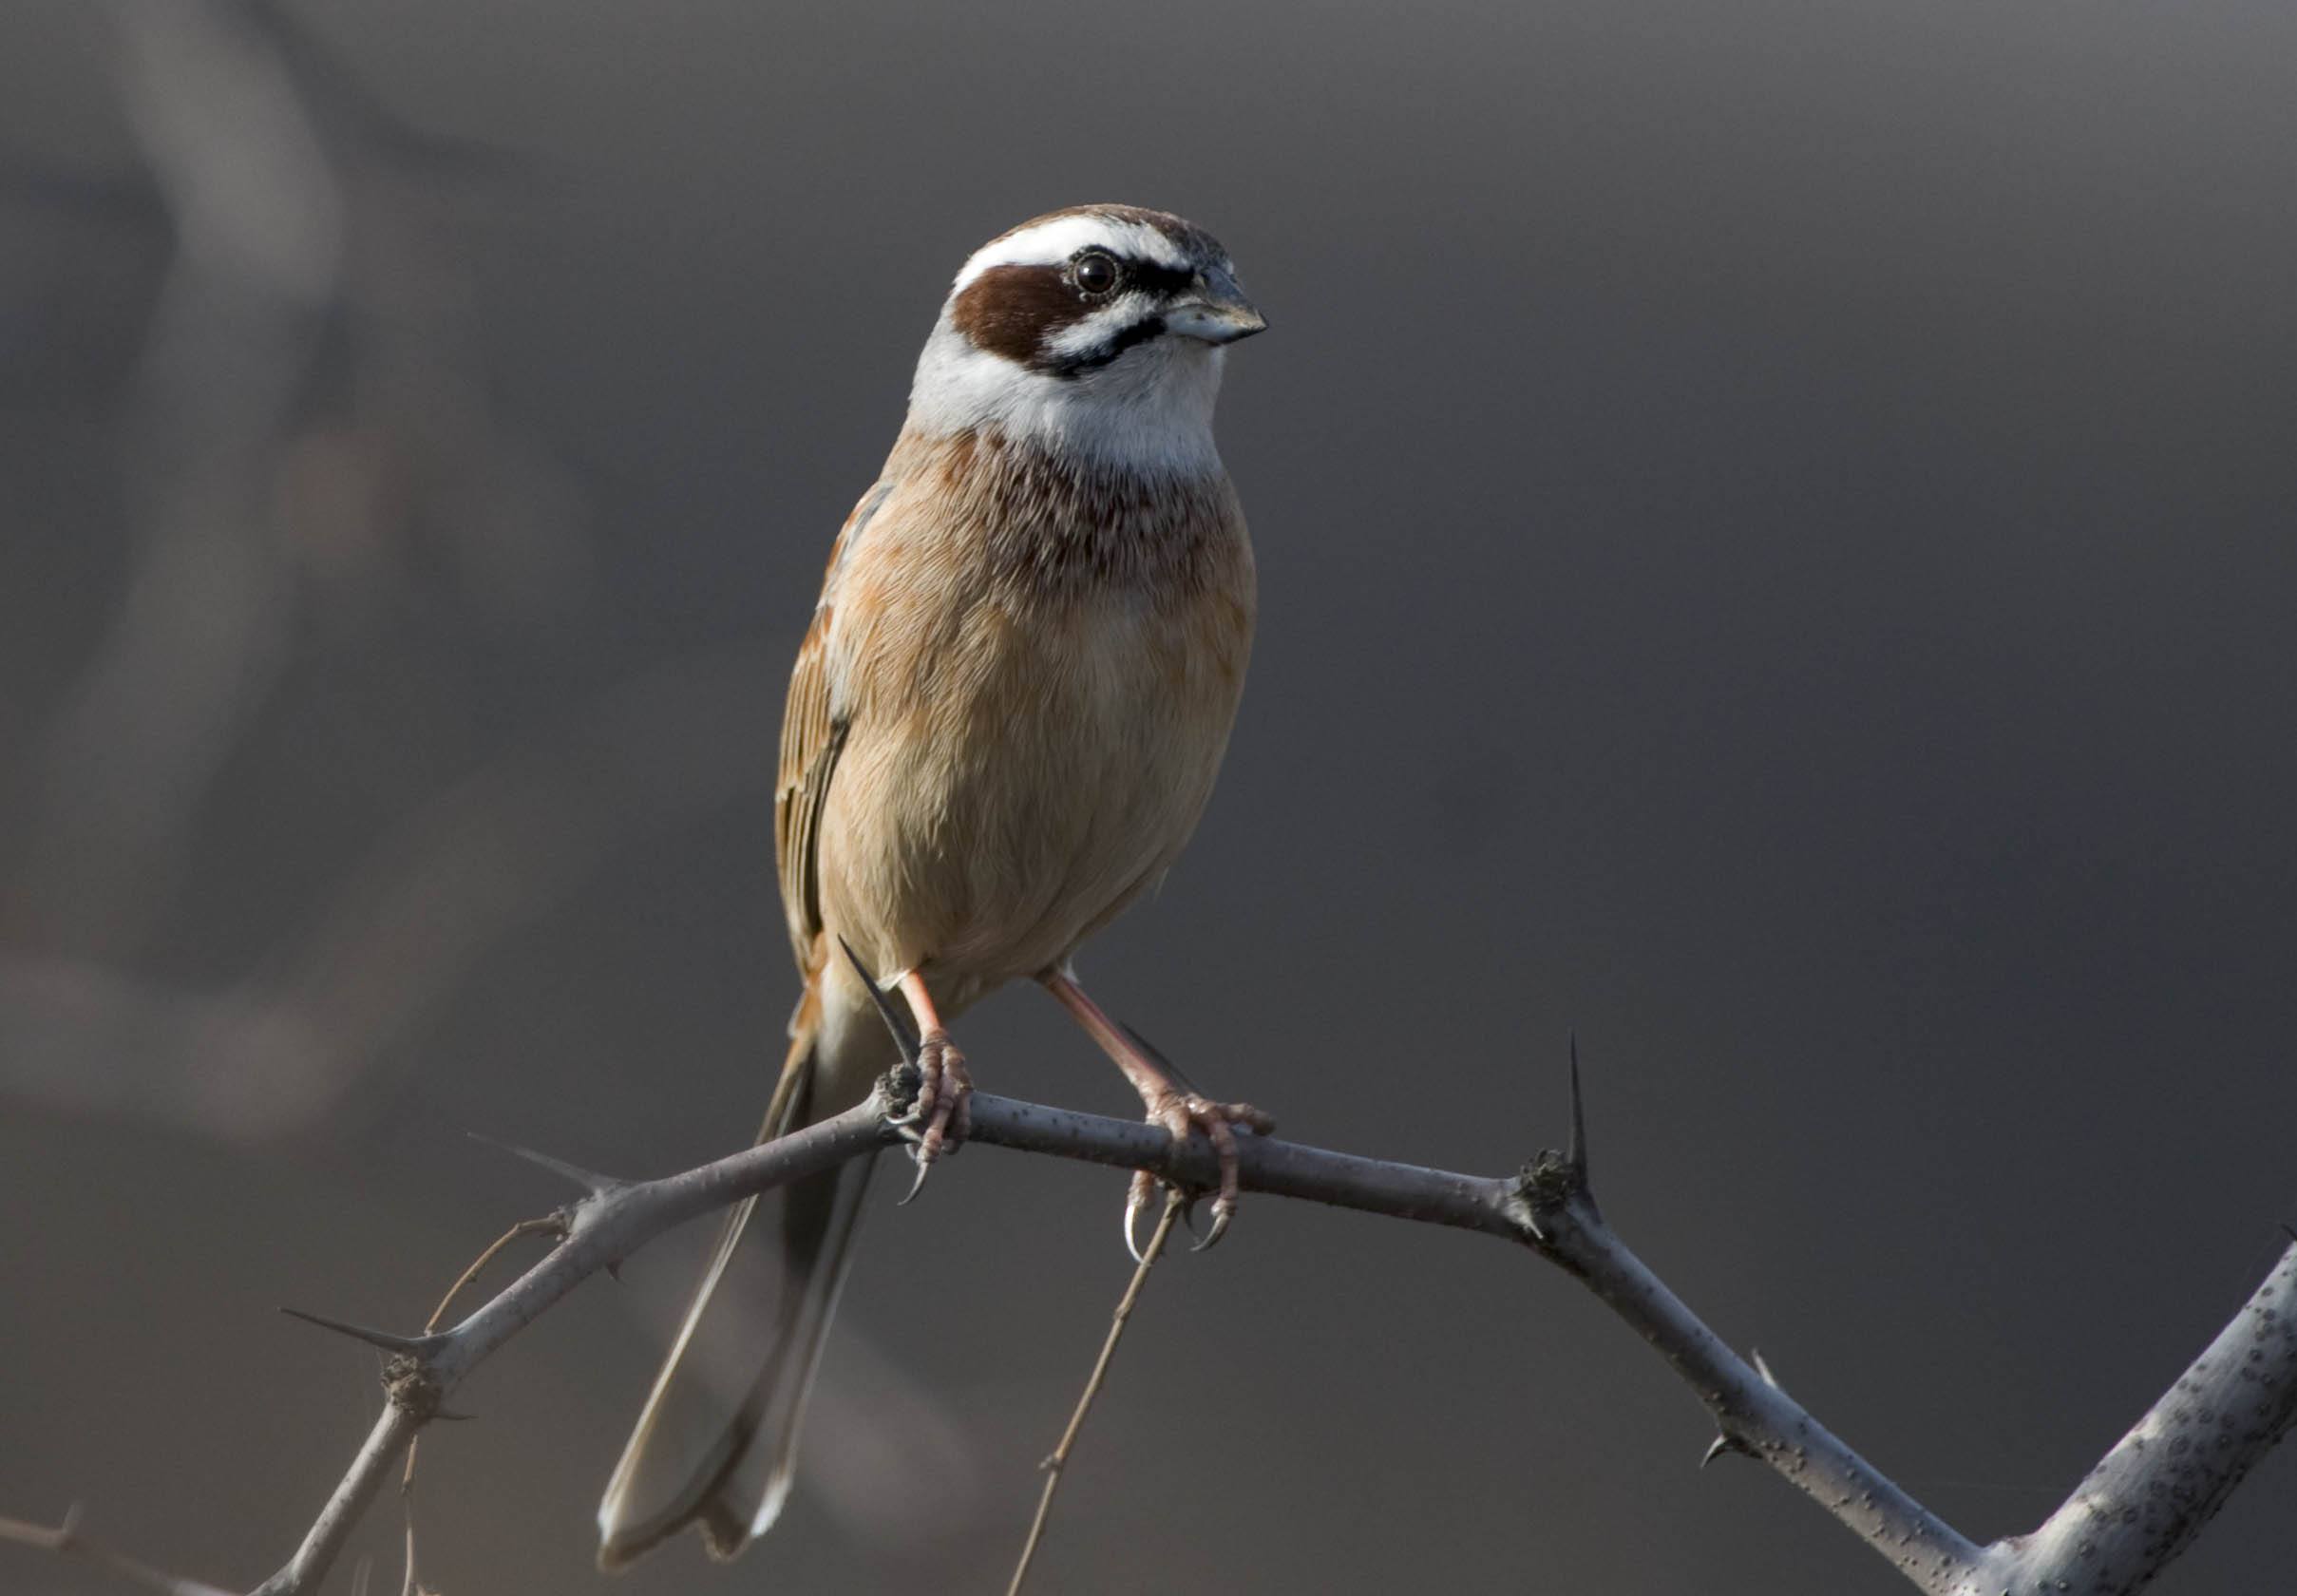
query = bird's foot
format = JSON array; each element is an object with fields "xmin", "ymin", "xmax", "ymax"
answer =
[
  {"xmin": 1127, "ymin": 1092, "xmax": 1274, "ymax": 1259},
  {"xmin": 895, "ymin": 1029, "xmax": 971, "ymax": 1203}
]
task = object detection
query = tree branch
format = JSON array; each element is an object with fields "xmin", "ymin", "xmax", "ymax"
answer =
[
  {"xmin": 0, "ymin": 1504, "xmax": 236, "ymax": 1596},
  {"xmin": 11, "ymin": 1075, "xmax": 2293, "ymax": 1595},
  {"xmin": 1982, "ymin": 1237, "xmax": 2297, "ymax": 1589}
]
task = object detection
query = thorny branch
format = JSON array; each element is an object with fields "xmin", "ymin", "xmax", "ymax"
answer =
[{"xmin": 7, "ymin": 1069, "xmax": 2294, "ymax": 1596}]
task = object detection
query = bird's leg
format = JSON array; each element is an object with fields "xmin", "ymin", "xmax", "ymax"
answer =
[
  {"xmin": 895, "ymin": 970, "xmax": 971, "ymax": 1202},
  {"xmin": 1038, "ymin": 968, "xmax": 1273, "ymax": 1256}
]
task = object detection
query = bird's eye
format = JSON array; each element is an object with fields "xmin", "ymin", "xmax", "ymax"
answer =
[{"xmin": 1073, "ymin": 251, "xmax": 1121, "ymax": 295}]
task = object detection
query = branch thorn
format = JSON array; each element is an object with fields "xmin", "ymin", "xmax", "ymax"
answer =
[
  {"xmin": 1117, "ymin": 1019, "xmax": 1200, "ymax": 1095},
  {"xmin": 278, "ymin": 1307, "xmax": 445, "ymax": 1358},
  {"xmin": 1752, "ymin": 1348, "xmax": 1781, "ymax": 1390},
  {"xmin": 465, "ymin": 1132, "xmax": 623, "ymax": 1197},
  {"xmin": 841, "ymin": 937, "xmax": 919, "ymax": 1062},
  {"xmin": 1566, "ymin": 1032, "xmax": 1588, "ymax": 1180}
]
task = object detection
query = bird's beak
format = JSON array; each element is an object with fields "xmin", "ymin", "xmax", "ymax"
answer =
[{"xmin": 1166, "ymin": 268, "xmax": 1267, "ymax": 345}]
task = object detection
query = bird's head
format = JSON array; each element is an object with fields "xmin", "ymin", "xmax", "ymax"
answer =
[{"xmin": 907, "ymin": 205, "xmax": 1264, "ymax": 470}]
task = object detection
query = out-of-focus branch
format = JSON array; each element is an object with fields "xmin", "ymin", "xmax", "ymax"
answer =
[
  {"xmin": 15, "ymin": 0, "xmax": 338, "ymax": 959},
  {"xmin": 0, "ymin": 645, "xmax": 776, "ymax": 1141},
  {"xmin": 10, "ymin": 0, "xmax": 576, "ymax": 965},
  {"xmin": 0, "ymin": 1504, "xmax": 236, "ymax": 1596},
  {"xmin": 9, "ymin": 1079, "xmax": 2292, "ymax": 1595}
]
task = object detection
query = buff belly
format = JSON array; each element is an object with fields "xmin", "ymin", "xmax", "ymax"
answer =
[{"xmin": 816, "ymin": 586, "xmax": 1246, "ymax": 1010}]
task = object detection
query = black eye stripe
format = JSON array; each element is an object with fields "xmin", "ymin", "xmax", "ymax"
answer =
[
  {"xmin": 949, "ymin": 249, "xmax": 1212, "ymax": 378},
  {"xmin": 1039, "ymin": 314, "xmax": 1168, "ymax": 379},
  {"xmin": 1068, "ymin": 251, "xmax": 1196, "ymax": 298}
]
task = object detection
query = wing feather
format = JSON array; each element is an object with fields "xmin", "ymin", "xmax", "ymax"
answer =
[{"xmin": 774, "ymin": 481, "xmax": 888, "ymax": 970}]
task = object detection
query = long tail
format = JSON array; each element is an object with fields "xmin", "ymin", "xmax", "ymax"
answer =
[{"xmin": 597, "ymin": 987, "xmax": 883, "ymax": 1566}]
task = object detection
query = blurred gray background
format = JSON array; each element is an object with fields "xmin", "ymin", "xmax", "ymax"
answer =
[{"xmin": 3, "ymin": 1, "xmax": 2294, "ymax": 1591}]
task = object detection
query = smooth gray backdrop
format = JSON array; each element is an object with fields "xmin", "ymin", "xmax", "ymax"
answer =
[{"xmin": 3, "ymin": 2, "xmax": 2293, "ymax": 1591}]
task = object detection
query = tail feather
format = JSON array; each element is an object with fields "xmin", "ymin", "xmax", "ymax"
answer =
[{"xmin": 597, "ymin": 994, "xmax": 883, "ymax": 1567}]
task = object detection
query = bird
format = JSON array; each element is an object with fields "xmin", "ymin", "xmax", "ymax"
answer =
[{"xmin": 596, "ymin": 203, "xmax": 1270, "ymax": 1567}]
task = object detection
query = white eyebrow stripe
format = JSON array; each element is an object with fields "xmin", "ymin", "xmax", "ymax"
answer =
[{"xmin": 952, "ymin": 215, "xmax": 1192, "ymax": 292}]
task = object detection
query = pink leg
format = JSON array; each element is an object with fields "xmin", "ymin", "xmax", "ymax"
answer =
[
  {"xmin": 895, "ymin": 971, "xmax": 972, "ymax": 1200},
  {"xmin": 1039, "ymin": 969, "xmax": 1273, "ymax": 1255}
]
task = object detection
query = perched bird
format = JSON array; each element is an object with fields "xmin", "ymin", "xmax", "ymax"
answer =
[{"xmin": 598, "ymin": 204, "xmax": 1270, "ymax": 1566}]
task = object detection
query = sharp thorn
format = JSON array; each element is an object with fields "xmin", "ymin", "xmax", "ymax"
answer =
[
  {"xmin": 2280, "ymin": 1221, "xmax": 2297, "ymax": 1244},
  {"xmin": 1116, "ymin": 1019, "xmax": 1199, "ymax": 1094},
  {"xmin": 1699, "ymin": 1434, "xmax": 1732, "ymax": 1469},
  {"xmin": 465, "ymin": 1132, "xmax": 620, "ymax": 1196},
  {"xmin": 59, "ymin": 1501, "xmax": 86, "ymax": 1539},
  {"xmin": 840, "ymin": 937, "xmax": 919, "ymax": 1061},
  {"xmin": 1752, "ymin": 1348, "xmax": 1780, "ymax": 1390},
  {"xmin": 1566, "ymin": 1033, "xmax": 1587, "ymax": 1178},
  {"xmin": 279, "ymin": 1306, "xmax": 442, "ymax": 1358}
]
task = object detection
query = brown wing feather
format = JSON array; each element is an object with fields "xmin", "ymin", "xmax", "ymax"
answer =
[
  {"xmin": 774, "ymin": 604, "xmax": 840, "ymax": 971},
  {"xmin": 774, "ymin": 484, "xmax": 886, "ymax": 973},
  {"xmin": 596, "ymin": 487, "xmax": 891, "ymax": 1563}
]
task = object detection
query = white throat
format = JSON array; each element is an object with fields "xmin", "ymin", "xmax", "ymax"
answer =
[{"xmin": 903, "ymin": 314, "xmax": 1228, "ymax": 475}]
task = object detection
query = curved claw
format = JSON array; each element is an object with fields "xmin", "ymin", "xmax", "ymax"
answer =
[
  {"xmin": 1115, "ymin": 1092, "xmax": 1267, "ymax": 1257},
  {"xmin": 1190, "ymin": 1199, "xmax": 1234, "ymax": 1253},
  {"xmin": 898, "ymin": 1154, "xmax": 932, "ymax": 1207},
  {"xmin": 1123, "ymin": 1169, "xmax": 1154, "ymax": 1264}
]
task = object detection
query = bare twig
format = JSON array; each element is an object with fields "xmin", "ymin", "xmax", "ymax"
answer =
[
  {"xmin": 395, "ymin": 1502, "xmax": 422, "ymax": 1596},
  {"xmin": 9, "ymin": 1079, "xmax": 2292, "ymax": 1596},
  {"xmin": 401, "ymin": 1212, "xmax": 567, "ymax": 1493},
  {"xmin": 0, "ymin": 1504, "xmax": 237, "ymax": 1596},
  {"xmin": 1008, "ymin": 1187, "xmax": 1186, "ymax": 1596},
  {"xmin": 422, "ymin": 1212, "xmax": 569, "ymax": 1338}
]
